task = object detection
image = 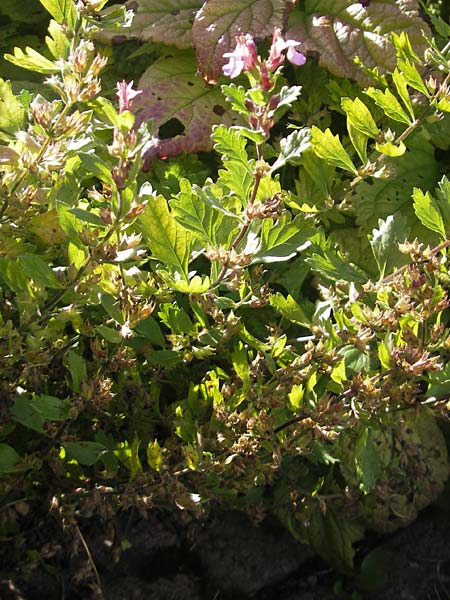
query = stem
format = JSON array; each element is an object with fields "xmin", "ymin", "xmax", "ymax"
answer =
[
  {"xmin": 209, "ymin": 170, "xmax": 262, "ymax": 289},
  {"xmin": 0, "ymin": 102, "xmax": 74, "ymax": 221}
]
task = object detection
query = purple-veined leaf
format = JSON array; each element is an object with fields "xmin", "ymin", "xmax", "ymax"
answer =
[
  {"xmin": 135, "ymin": 51, "xmax": 240, "ymax": 159},
  {"xmin": 192, "ymin": 0, "xmax": 292, "ymax": 84},
  {"xmin": 122, "ymin": 0, "xmax": 203, "ymax": 49},
  {"xmin": 288, "ymin": 0, "xmax": 431, "ymax": 85}
]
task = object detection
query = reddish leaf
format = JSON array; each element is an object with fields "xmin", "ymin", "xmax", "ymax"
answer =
[
  {"xmin": 193, "ymin": 0, "xmax": 292, "ymax": 84},
  {"xmin": 126, "ymin": 0, "xmax": 203, "ymax": 49},
  {"xmin": 135, "ymin": 51, "xmax": 240, "ymax": 160},
  {"xmin": 288, "ymin": 0, "xmax": 431, "ymax": 85}
]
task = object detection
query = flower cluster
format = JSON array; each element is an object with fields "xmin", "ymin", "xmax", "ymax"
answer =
[{"xmin": 222, "ymin": 27, "xmax": 306, "ymax": 89}]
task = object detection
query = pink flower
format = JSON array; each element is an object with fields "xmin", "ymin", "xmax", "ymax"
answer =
[
  {"xmin": 116, "ymin": 80, "xmax": 142, "ymax": 113},
  {"xmin": 266, "ymin": 27, "xmax": 306, "ymax": 72},
  {"xmin": 222, "ymin": 34, "xmax": 258, "ymax": 78}
]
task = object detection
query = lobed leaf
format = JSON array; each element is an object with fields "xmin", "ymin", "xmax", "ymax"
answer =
[{"xmin": 138, "ymin": 194, "xmax": 193, "ymax": 279}]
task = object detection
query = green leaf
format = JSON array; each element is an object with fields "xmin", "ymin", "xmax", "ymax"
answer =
[
  {"xmin": 347, "ymin": 122, "xmax": 368, "ymax": 164},
  {"xmin": 67, "ymin": 350, "xmax": 87, "ymax": 394},
  {"xmin": 11, "ymin": 397, "xmax": 45, "ymax": 432},
  {"xmin": 341, "ymin": 97, "xmax": 378, "ymax": 138},
  {"xmin": 134, "ymin": 316, "xmax": 166, "ymax": 347},
  {"xmin": 69, "ymin": 208, "xmax": 106, "ymax": 227},
  {"xmin": 311, "ymin": 127, "xmax": 358, "ymax": 175},
  {"xmin": 370, "ymin": 214, "xmax": 409, "ymax": 278},
  {"xmin": 138, "ymin": 194, "xmax": 193, "ymax": 279},
  {"xmin": 354, "ymin": 428, "xmax": 384, "ymax": 493},
  {"xmin": 171, "ymin": 179, "xmax": 237, "ymax": 247},
  {"xmin": 412, "ymin": 188, "xmax": 446, "ymax": 238},
  {"xmin": 253, "ymin": 214, "xmax": 315, "ymax": 263},
  {"xmin": 392, "ymin": 68, "xmax": 415, "ymax": 121},
  {"xmin": 434, "ymin": 176, "xmax": 450, "ymax": 233},
  {"xmin": 46, "ymin": 19, "xmax": 71, "ymax": 60},
  {"xmin": 212, "ymin": 125, "xmax": 253, "ymax": 202},
  {"xmin": 374, "ymin": 140, "xmax": 406, "ymax": 157},
  {"xmin": 306, "ymin": 251, "xmax": 368, "ymax": 284},
  {"xmin": 269, "ymin": 292, "xmax": 311, "ymax": 327},
  {"xmin": 304, "ymin": 506, "xmax": 363, "ymax": 574},
  {"xmin": 0, "ymin": 444, "xmax": 22, "ymax": 474},
  {"xmin": 427, "ymin": 362, "xmax": 450, "ymax": 398},
  {"xmin": 270, "ymin": 128, "xmax": 311, "ymax": 173},
  {"xmin": 79, "ymin": 152, "xmax": 114, "ymax": 185},
  {"xmin": 364, "ymin": 87, "xmax": 412, "ymax": 125},
  {"xmin": 96, "ymin": 325, "xmax": 123, "ymax": 343},
  {"xmin": 40, "ymin": 0, "xmax": 77, "ymax": 28},
  {"xmin": 0, "ymin": 79, "xmax": 25, "ymax": 140},
  {"xmin": 20, "ymin": 255, "xmax": 63, "ymax": 289},
  {"xmin": 31, "ymin": 395, "xmax": 70, "ymax": 421},
  {"xmin": 222, "ymin": 84, "xmax": 250, "ymax": 116},
  {"xmin": 5, "ymin": 46, "xmax": 60, "ymax": 74},
  {"xmin": 64, "ymin": 441, "xmax": 107, "ymax": 466},
  {"xmin": 147, "ymin": 439, "xmax": 163, "ymax": 472}
]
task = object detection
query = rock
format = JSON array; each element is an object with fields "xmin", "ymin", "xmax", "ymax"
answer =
[{"xmin": 190, "ymin": 510, "xmax": 315, "ymax": 597}]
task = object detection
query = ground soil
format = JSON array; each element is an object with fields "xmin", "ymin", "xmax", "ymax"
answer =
[{"xmin": 1, "ymin": 502, "xmax": 450, "ymax": 600}]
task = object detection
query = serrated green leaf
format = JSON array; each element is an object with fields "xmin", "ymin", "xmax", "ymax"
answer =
[
  {"xmin": 0, "ymin": 79, "xmax": 25, "ymax": 140},
  {"xmin": 46, "ymin": 19, "xmax": 71, "ymax": 60},
  {"xmin": 5, "ymin": 46, "xmax": 59, "ymax": 74},
  {"xmin": 269, "ymin": 292, "xmax": 311, "ymax": 327},
  {"xmin": 253, "ymin": 214, "xmax": 315, "ymax": 263},
  {"xmin": 20, "ymin": 254, "xmax": 63, "ymax": 289},
  {"xmin": 348, "ymin": 122, "xmax": 368, "ymax": 164},
  {"xmin": 375, "ymin": 140, "xmax": 406, "ymax": 157},
  {"xmin": 364, "ymin": 87, "xmax": 412, "ymax": 125},
  {"xmin": 397, "ymin": 58, "xmax": 429, "ymax": 96},
  {"xmin": 311, "ymin": 127, "xmax": 358, "ymax": 175},
  {"xmin": 171, "ymin": 179, "xmax": 237, "ymax": 247},
  {"xmin": 64, "ymin": 441, "xmax": 106, "ymax": 466},
  {"xmin": 270, "ymin": 128, "xmax": 311, "ymax": 173},
  {"xmin": 213, "ymin": 124, "xmax": 253, "ymax": 202},
  {"xmin": 341, "ymin": 97, "xmax": 378, "ymax": 138},
  {"xmin": 392, "ymin": 68, "xmax": 415, "ymax": 121},
  {"xmin": 40, "ymin": 0, "xmax": 77, "ymax": 28},
  {"xmin": 113, "ymin": 0, "xmax": 202, "ymax": 49},
  {"xmin": 138, "ymin": 195, "xmax": 193, "ymax": 279},
  {"xmin": 0, "ymin": 444, "xmax": 22, "ymax": 474},
  {"xmin": 370, "ymin": 214, "xmax": 409, "ymax": 278},
  {"xmin": 412, "ymin": 188, "xmax": 446, "ymax": 238}
]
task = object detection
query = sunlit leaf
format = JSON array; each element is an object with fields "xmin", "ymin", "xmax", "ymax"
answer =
[
  {"xmin": 138, "ymin": 194, "xmax": 193, "ymax": 278},
  {"xmin": 288, "ymin": 0, "xmax": 431, "ymax": 85}
]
